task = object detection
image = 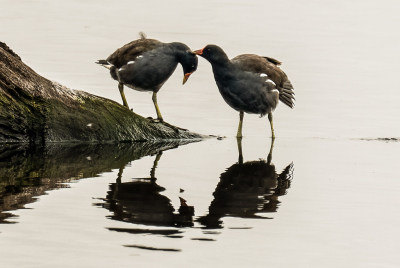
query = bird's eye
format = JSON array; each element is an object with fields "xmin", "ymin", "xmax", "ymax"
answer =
[{"xmin": 192, "ymin": 65, "xmax": 194, "ymax": 67}]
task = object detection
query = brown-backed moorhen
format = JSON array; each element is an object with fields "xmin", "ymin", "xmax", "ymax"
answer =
[
  {"xmin": 97, "ymin": 32, "xmax": 198, "ymax": 124},
  {"xmin": 194, "ymin": 45, "xmax": 294, "ymax": 138}
]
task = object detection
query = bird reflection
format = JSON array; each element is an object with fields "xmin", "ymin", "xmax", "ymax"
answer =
[
  {"xmin": 198, "ymin": 138, "xmax": 294, "ymax": 229},
  {"xmin": 102, "ymin": 151, "xmax": 194, "ymax": 229}
]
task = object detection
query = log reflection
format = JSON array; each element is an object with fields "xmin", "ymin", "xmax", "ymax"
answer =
[{"xmin": 0, "ymin": 141, "xmax": 196, "ymax": 223}]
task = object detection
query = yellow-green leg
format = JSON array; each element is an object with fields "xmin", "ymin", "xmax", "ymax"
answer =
[
  {"xmin": 150, "ymin": 92, "xmax": 188, "ymax": 132},
  {"xmin": 150, "ymin": 151, "xmax": 163, "ymax": 179},
  {"xmin": 268, "ymin": 112, "xmax": 275, "ymax": 139},
  {"xmin": 237, "ymin": 136, "xmax": 243, "ymax": 164},
  {"xmin": 113, "ymin": 165, "xmax": 125, "ymax": 200},
  {"xmin": 237, "ymin": 111, "xmax": 244, "ymax": 138},
  {"xmin": 267, "ymin": 135, "xmax": 275, "ymax": 164},
  {"xmin": 118, "ymin": 83, "xmax": 129, "ymax": 109},
  {"xmin": 152, "ymin": 92, "xmax": 163, "ymax": 122}
]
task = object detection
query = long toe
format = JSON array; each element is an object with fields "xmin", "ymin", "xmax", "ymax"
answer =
[
  {"xmin": 148, "ymin": 118, "xmax": 188, "ymax": 132},
  {"xmin": 162, "ymin": 121, "xmax": 188, "ymax": 133},
  {"xmin": 149, "ymin": 118, "xmax": 162, "ymax": 123}
]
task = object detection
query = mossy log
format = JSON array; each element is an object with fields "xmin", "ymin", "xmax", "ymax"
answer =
[{"xmin": 0, "ymin": 42, "xmax": 206, "ymax": 144}]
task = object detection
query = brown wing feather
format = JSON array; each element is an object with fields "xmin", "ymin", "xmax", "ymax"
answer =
[
  {"xmin": 231, "ymin": 54, "xmax": 295, "ymax": 109},
  {"xmin": 106, "ymin": 37, "xmax": 162, "ymax": 68},
  {"xmin": 263, "ymin": 56, "xmax": 281, "ymax": 66},
  {"xmin": 231, "ymin": 54, "xmax": 286, "ymax": 85}
]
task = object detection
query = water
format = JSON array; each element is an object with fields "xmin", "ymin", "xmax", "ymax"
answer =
[{"xmin": 1, "ymin": 0, "xmax": 400, "ymax": 267}]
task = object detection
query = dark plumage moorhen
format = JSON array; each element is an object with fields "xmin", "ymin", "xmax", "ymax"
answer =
[
  {"xmin": 97, "ymin": 32, "xmax": 198, "ymax": 124},
  {"xmin": 194, "ymin": 45, "xmax": 295, "ymax": 138}
]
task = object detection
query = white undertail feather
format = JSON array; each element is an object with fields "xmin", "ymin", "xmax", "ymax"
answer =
[{"xmin": 96, "ymin": 60, "xmax": 113, "ymax": 70}]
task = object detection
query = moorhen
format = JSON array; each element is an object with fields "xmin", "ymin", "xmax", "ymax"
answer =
[
  {"xmin": 194, "ymin": 45, "xmax": 294, "ymax": 138},
  {"xmin": 97, "ymin": 32, "xmax": 198, "ymax": 125}
]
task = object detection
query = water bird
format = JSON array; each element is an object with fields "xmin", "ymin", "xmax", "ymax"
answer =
[
  {"xmin": 97, "ymin": 32, "xmax": 198, "ymax": 128},
  {"xmin": 194, "ymin": 45, "xmax": 294, "ymax": 138}
]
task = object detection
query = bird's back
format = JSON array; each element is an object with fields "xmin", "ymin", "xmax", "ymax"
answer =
[
  {"xmin": 231, "ymin": 54, "xmax": 295, "ymax": 109},
  {"xmin": 100, "ymin": 33, "xmax": 179, "ymax": 91},
  {"xmin": 106, "ymin": 34, "xmax": 162, "ymax": 68},
  {"xmin": 231, "ymin": 54, "xmax": 286, "ymax": 87}
]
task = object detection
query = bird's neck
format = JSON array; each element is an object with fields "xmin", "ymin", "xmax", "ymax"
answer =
[
  {"xmin": 166, "ymin": 42, "xmax": 189, "ymax": 61},
  {"xmin": 211, "ymin": 61, "xmax": 235, "ymax": 85}
]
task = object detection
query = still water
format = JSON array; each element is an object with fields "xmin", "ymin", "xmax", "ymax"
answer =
[{"xmin": 1, "ymin": 0, "xmax": 400, "ymax": 267}]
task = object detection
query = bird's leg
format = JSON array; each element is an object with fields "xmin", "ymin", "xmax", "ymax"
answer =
[
  {"xmin": 267, "ymin": 136, "xmax": 275, "ymax": 165},
  {"xmin": 112, "ymin": 165, "xmax": 125, "ymax": 201},
  {"xmin": 150, "ymin": 92, "xmax": 188, "ymax": 133},
  {"xmin": 118, "ymin": 83, "xmax": 130, "ymax": 109},
  {"xmin": 150, "ymin": 151, "xmax": 163, "ymax": 179},
  {"xmin": 152, "ymin": 92, "xmax": 163, "ymax": 122},
  {"xmin": 268, "ymin": 112, "xmax": 275, "ymax": 139},
  {"xmin": 237, "ymin": 136, "xmax": 243, "ymax": 164},
  {"xmin": 237, "ymin": 111, "xmax": 244, "ymax": 138},
  {"xmin": 116, "ymin": 166, "xmax": 124, "ymax": 185}
]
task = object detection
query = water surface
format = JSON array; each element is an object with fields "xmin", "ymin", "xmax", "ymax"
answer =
[{"xmin": 1, "ymin": 0, "xmax": 400, "ymax": 267}]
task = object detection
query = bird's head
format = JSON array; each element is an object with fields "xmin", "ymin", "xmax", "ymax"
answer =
[
  {"xmin": 171, "ymin": 42, "xmax": 198, "ymax": 85},
  {"xmin": 194, "ymin": 44, "xmax": 229, "ymax": 65},
  {"xmin": 181, "ymin": 51, "xmax": 198, "ymax": 85}
]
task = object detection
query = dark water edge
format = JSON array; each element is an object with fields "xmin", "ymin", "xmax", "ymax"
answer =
[
  {"xmin": 0, "ymin": 141, "xmax": 196, "ymax": 223},
  {"xmin": 359, "ymin": 137, "xmax": 400, "ymax": 142}
]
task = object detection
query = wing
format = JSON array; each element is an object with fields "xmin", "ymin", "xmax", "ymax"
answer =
[
  {"xmin": 106, "ymin": 34, "xmax": 162, "ymax": 68},
  {"xmin": 231, "ymin": 54, "xmax": 295, "ymax": 109}
]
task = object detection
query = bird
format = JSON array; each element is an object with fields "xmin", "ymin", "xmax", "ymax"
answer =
[
  {"xmin": 194, "ymin": 45, "xmax": 294, "ymax": 138},
  {"xmin": 96, "ymin": 32, "xmax": 198, "ymax": 125}
]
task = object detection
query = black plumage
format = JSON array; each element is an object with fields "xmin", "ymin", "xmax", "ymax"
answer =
[
  {"xmin": 97, "ymin": 32, "xmax": 198, "ymax": 122},
  {"xmin": 194, "ymin": 44, "xmax": 294, "ymax": 138}
]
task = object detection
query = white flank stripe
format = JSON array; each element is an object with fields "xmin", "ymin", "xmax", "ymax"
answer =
[{"xmin": 266, "ymin": 79, "xmax": 276, "ymax": 86}]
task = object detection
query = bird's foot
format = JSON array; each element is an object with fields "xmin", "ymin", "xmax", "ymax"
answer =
[
  {"xmin": 148, "ymin": 117, "xmax": 162, "ymax": 123},
  {"xmin": 161, "ymin": 121, "xmax": 188, "ymax": 133},
  {"xmin": 148, "ymin": 118, "xmax": 188, "ymax": 132}
]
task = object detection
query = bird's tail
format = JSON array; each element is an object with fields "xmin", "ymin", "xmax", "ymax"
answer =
[
  {"xmin": 139, "ymin": 31, "xmax": 147, "ymax": 39},
  {"xmin": 279, "ymin": 80, "xmax": 295, "ymax": 108},
  {"xmin": 96, "ymin": 59, "xmax": 113, "ymax": 70}
]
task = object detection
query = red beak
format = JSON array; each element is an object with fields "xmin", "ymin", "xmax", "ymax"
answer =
[
  {"xmin": 183, "ymin": 72, "xmax": 193, "ymax": 85},
  {"xmin": 193, "ymin": 48, "xmax": 204, "ymax": 55}
]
